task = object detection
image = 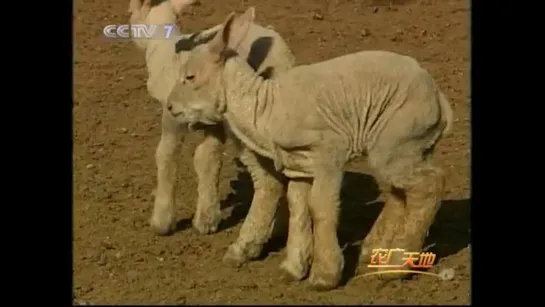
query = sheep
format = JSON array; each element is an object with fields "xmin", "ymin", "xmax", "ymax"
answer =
[
  {"xmin": 127, "ymin": 0, "xmax": 295, "ymax": 253},
  {"xmin": 166, "ymin": 7, "xmax": 454, "ymax": 291}
]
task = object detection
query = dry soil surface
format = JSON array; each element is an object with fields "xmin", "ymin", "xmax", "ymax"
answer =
[{"xmin": 73, "ymin": 0, "xmax": 470, "ymax": 304}]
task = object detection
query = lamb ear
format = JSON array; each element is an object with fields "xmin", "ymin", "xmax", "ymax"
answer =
[
  {"xmin": 227, "ymin": 7, "xmax": 255, "ymax": 50},
  {"xmin": 207, "ymin": 7, "xmax": 255, "ymax": 55},
  {"xmin": 207, "ymin": 12, "xmax": 237, "ymax": 55}
]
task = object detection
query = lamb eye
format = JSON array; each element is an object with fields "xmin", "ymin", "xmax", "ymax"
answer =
[{"xmin": 185, "ymin": 75, "xmax": 195, "ymax": 81}]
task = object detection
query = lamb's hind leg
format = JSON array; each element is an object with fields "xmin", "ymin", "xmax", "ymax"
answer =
[
  {"xmin": 361, "ymin": 88, "xmax": 447, "ymax": 278},
  {"xmin": 192, "ymin": 124, "xmax": 226, "ymax": 234},
  {"xmin": 366, "ymin": 146, "xmax": 444, "ymax": 279},
  {"xmin": 279, "ymin": 178, "xmax": 313, "ymax": 282},
  {"xmin": 223, "ymin": 148, "xmax": 285, "ymax": 267},
  {"xmin": 357, "ymin": 186, "xmax": 405, "ymax": 271},
  {"xmin": 379, "ymin": 161, "xmax": 444, "ymax": 279},
  {"xmin": 150, "ymin": 110, "xmax": 184, "ymax": 235}
]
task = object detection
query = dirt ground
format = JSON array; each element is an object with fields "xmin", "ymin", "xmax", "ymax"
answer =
[{"xmin": 73, "ymin": 0, "xmax": 470, "ymax": 304}]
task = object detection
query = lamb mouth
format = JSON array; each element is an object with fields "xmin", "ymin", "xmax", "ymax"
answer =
[{"xmin": 170, "ymin": 111, "xmax": 184, "ymax": 117}]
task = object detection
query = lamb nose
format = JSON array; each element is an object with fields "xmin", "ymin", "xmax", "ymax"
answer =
[{"xmin": 167, "ymin": 103, "xmax": 173, "ymax": 111}]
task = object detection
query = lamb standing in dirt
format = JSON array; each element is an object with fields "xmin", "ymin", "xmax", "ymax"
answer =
[
  {"xmin": 128, "ymin": 0, "xmax": 294, "ymax": 248},
  {"xmin": 167, "ymin": 7, "xmax": 454, "ymax": 290}
]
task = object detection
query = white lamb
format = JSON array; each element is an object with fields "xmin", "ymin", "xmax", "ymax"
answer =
[
  {"xmin": 127, "ymin": 0, "xmax": 295, "ymax": 256},
  {"xmin": 167, "ymin": 7, "xmax": 454, "ymax": 290}
]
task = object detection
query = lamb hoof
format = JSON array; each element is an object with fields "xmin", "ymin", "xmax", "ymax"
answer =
[
  {"xmin": 308, "ymin": 257, "xmax": 343, "ymax": 291},
  {"xmin": 279, "ymin": 270, "xmax": 299, "ymax": 283},
  {"xmin": 193, "ymin": 218, "xmax": 220, "ymax": 235},
  {"xmin": 278, "ymin": 260, "xmax": 307, "ymax": 283},
  {"xmin": 222, "ymin": 245, "xmax": 248, "ymax": 268},
  {"xmin": 192, "ymin": 213, "xmax": 220, "ymax": 235},
  {"xmin": 245, "ymin": 242, "xmax": 264, "ymax": 260},
  {"xmin": 308, "ymin": 271, "xmax": 341, "ymax": 291},
  {"xmin": 192, "ymin": 221, "xmax": 218, "ymax": 235},
  {"xmin": 150, "ymin": 213, "xmax": 176, "ymax": 236}
]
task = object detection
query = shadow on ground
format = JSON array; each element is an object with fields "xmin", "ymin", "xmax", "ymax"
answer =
[{"xmin": 213, "ymin": 161, "xmax": 470, "ymax": 284}]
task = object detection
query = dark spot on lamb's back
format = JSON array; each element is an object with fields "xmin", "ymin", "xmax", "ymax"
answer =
[{"xmin": 247, "ymin": 36, "xmax": 273, "ymax": 73}]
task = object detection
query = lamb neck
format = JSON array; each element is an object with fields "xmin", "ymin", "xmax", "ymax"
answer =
[{"xmin": 221, "ymin": 56, "xmax": 278, "ymax": 162}]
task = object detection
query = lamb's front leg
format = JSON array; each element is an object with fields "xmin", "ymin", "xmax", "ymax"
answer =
[
  {"xmin": 150, "ymin": 110, "xmax": 184, "ymax": 235},
  {"xmin": 223, "ymin": 148, "xmax": 285, "ymax": 267},
  {"xmin": 279, "ymin": 179, "xmax": 313, "ymax": 282},
  {"xmin": 308, "ymin": 166, "xmax": 344, "ymax": 291},
  {"xmin": 192, "ymin": 124, "xmax": 226, "ymax": 234}
]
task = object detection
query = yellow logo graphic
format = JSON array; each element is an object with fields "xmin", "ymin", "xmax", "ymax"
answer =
[{"xmin": 358, "ymin": 248, "xmax": 454, "ymax": 280}]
